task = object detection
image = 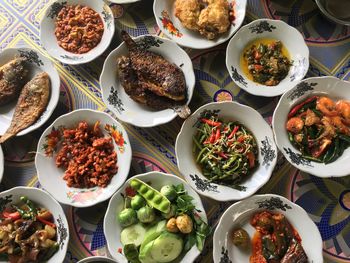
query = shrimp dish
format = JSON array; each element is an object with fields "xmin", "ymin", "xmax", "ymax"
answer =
[{"xmin": 286, "ymin": 95, "xmax": 350, "ymax": 163}]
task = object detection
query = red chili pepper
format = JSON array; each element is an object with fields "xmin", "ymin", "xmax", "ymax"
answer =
[
  {"xmin": 228, "ymin": 126, "xmax": 239, "ymax": 139},
  {"xmin": 214, "ymin": 128, "xmax": 221, "ymax": 142},
  {"xmin": 201, "ymin": 118, "xmax": 221, "ymax": 127},
  {"xmin": 246, "ymin": 151, "xmax": 256, "ymax": 168},
  {"xmin": 254, "ymin": 50, "xmax": 262, "ymax": 60},
  {"xmin": 2, "ymin": 211, "xmax": 21, "ymax": 220},
  {"xmin": 37, "ymin": 216, "xmax": 56, "ymax": 228},
  {"xmin": 254, "ymin": 64, "xmax": 263, "ymax": 72},
  {"xmin": 118, "ymin": 248, "xmax": 123, "ymax": 253},
  {"xmin": 218, "ymin": 152, "xmax": 228, "ymax": 159},
  {"xmin": 237, "ymin": 136, "xmax": 245, "ymax": 143},
  {"xmin": 287, "ymin": 96, "xmax": 318, "ymax": 118},
  {"xmin": 209, "ymin": 129, "xmax": 216, "ymax": 144}
]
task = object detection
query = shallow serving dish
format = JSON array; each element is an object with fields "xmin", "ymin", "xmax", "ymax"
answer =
[
  {"xmin": 77, "ymin": 256, "xmax": 118, "ymax": 263},
  {"xmin": 0, "ymin": 186, "xmax": 69, "ymax": 263},
  {"xmin": 273, "ymin": 76, "xmax": 350, "ymax": 177},
  {"xmin": 175, "ymin": 101, "xmax": 277, "ymax": 201},
  {"xmin": 35, "ymin": 109, "xmax": 132, "ymax": 207},
  {"xmin": 213, "ymin": 194, "xmax": 323, "ymax": 262},
  {"xmin": 226, "ymin": 18, "xmax": 309, "ymax": 97},
  {"xmin": 0, "ymin": 48, "xmax": 60, "ymax": 137},
  {"xmin": 104, "ymin": 171, "xmax": 208, "ymax": 262},
  {"xmin": 153, "ymin": 0, "xmax": 247, "ymax": 49},
  {"xmin": 100, "ymin": 34, "xmax": 195, "ymax": 127},
  {"xmin": 40, "ymin": 0, "xmax": 115, "ymax": 65}
]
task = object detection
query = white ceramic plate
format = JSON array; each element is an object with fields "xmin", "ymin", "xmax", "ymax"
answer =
[
  {"xmin": 0, "ymin": 48, "xmax": 60, "ymax": 136},
  {"xmin": 78, "ymin": 256, "xmax": 118, "ymax": 263},
  {"xmin": 35, "ymin": 109, "xmax": 132, "ymax": 207},
  {"xmin": 104, "ymin": 172, "xmax": 208, "ymax": 263},
  {"xmin": 273, "ymin": 76, "xmax": 350, "ymax": 177},
  {"xmin": 213, "ymin": 194, "xmax": 323, "ymax": 263},
  {"xmin": 40, "ymin": 0, "xmax": 115, "ymax": 65},
  {"xmin": 100, "ymin": 34, "xmax": 195, "ymax": 127},
  {"xmin": 153, "ymin": 0, "xmax": 247, "ymax": 49},
  {"xmin": 226, "ymin": 18, "xmax": 309, "ymax": 97},
  {"xmin": 0, "ymin": 186, "xmax": 69, "ymax": 263},
  {"xmin": 0, "ymin": 145, "xmax": 3, "ymax": 183},
  {"xmin": 109, "ymin": 0, "xmax": 140, "ymax": 3},
  {"xmin": 175, "ymin": 101, "xmax": 277, "ymax": 201}
]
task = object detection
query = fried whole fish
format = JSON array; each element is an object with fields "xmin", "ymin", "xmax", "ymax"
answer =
[
  {"xmin": 0, "ymin": 57, "xmax": 28, "ymax": 106},
  {"xmin": 0, "ymin": 72, "xmax": 50, "ymax": 143},
  {"xmin": 121, "ymin": 31, "xmax": 186, "ymax": 101}
]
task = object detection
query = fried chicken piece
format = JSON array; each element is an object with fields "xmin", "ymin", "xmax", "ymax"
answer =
[
  {"xmin": 174, "ymin": 0, "xmax": 201, "ymax": 31},
  {"xmin": 197, "ymin": 0, "xmax": 230, "ymax": 39}
]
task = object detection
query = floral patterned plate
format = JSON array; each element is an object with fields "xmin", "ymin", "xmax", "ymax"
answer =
[
  {"xmin": 0, "ymin": 48, "xmax": 60, "ymax": 137},
  {"xmin": 0, "ymin": 186, "xmax": 69, "ymax": 263},
  {"xmin": 273, "ymin": 76, "xmax": 350, "ymax": 177},
  {"xmin": 100, "ymin": 34, "xmax": 195, "ymax": 127},
  {"xmin": 175, "ymin": 101, "xmax": 278, "ymax": 201},
  {"xmin": 153, "ymin": 0, "xmax": 247, "ymax": 49},
  {"xmin": 226, "ymin": 18, "xmax": 309, "ymax": 97},
  {"xmin": 35, "ymin": 109, "xmax": 132, "ymax": 207},
  {"xmin": 40, "ymin": 0, "xmax": 115, "ymax": 65},
  {"xmin": 213, "ymin": 194, "xmax": 323, "ymax": 262},
  {"xmin": 104, "ymin": 171, "xmax": 207, "ymax": 263}
]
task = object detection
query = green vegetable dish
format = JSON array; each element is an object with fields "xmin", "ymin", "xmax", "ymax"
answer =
[
  {"xmin": 242, "ymin": 39, "xmax": 291, "ymax": 86},
  {"xmin": 193, "ymin": 111, "xmax": 259, "ymax": 190},
  {"xmin": 118, "ymin": 179, "xmax": 210, "ymax": 263},
  {"xmin": 0, "ymin": 196, "xmax": 59, "ymax": 262}
]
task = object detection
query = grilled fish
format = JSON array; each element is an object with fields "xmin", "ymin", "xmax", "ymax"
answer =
[
  {"xmin": 0, "ymin": 72, "xmax": 50, "ymax": 143},
  {"xmin": 0, "ymin": 57, "xmax": 28, "ymax": 106},
  {"xmin": 121, "ymin": 31, "xmax": 186, "ymax": 101}
]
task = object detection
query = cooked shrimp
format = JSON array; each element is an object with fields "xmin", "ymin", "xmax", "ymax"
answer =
[
  {"xmin": 331, "ymin": 116, "xmax": 350, "ymax": 135},
  {"xmin": 336, "ymin": 100, "xmax": 350, "ymax": 125},
  {"xmin": 320, "ymin": 116, "xmax": 336, "ymax": 138},
  {"xmin": 316, "ymin": 96, "xmax": 338, "ymax": 117},
  {"xmin": 304, "ymin": 109, "xmax": 320, "ymax": 126},
  {"xmin": 286, "ymin": 117, "xmax": 304, "ymax": 133}
]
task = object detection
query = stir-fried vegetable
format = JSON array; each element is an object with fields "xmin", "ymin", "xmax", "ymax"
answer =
[
  {"xmin": 0, "ymin": 196, "xmax": 58, "ymax": 262},
  {"xmin": 243, "ymin": 40, "xmax": 291, "ymax": 86},
  {"xmin": 193, "ymin": 115, "xmax": 258, "ymax": 190},
  {"xmin": 286, "ymin": 96, "xmax": 350, "ymax": 163}
]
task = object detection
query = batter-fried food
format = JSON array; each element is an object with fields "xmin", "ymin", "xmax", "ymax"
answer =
[
  {"xmin": 174, "ymin": 0, "xmax": 201, "ymax": 31},
  {"xmin": 198, "ymin": 0, "xmax": 230, "ymax": 39},
  {"xmin": 174, "ymin": 0, "xmax": 231, "ymax": 40}
]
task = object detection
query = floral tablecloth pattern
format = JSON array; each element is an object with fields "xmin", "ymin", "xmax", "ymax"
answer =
[{"xmin": 0, "ymin": 0, "xmax": 349, "ymax": 262}]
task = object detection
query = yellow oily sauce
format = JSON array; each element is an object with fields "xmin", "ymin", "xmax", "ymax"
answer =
[{"xmin": 240, "ymin": 38, "xmax": 291, "ymax": 82}]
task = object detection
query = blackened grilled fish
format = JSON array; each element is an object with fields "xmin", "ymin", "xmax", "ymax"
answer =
[
  {"xmin": 121, "ymin": 31, "xmax": 186, "ymax": 101},
  {"xmin": 0, "ymin": 57, "xmax": 28, "ymax": 106},
  {"xmin": 0, "ymin": 72, "xmax": 50, "ymax": 143},
  {"xmin": 280, "ymin": 239, "xmax": 308, "ymax": 263}
]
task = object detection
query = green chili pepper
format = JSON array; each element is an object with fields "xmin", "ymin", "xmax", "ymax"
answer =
[
  {"xmin": 326, "ymin": 137, "xmax": 340, "ymax": 164},
  {"xmin": 130, "ymin": 179, "xmax": 170, "ymax": 213},
  {"xmin": 339, "ymin": 134, "xmax": 350, "ymax": 144},
  {"xmin": 323, "ymin": 142, "xmax": 335, "ymax": 163}
]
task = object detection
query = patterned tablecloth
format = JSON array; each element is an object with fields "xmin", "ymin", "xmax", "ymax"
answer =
[{"xmin": 0, "ymin": 0, "xmax": 349, "ymax": 262}]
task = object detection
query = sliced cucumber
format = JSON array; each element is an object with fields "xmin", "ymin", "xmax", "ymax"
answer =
[
  {"xmin": 139, "ymin": 240, "xmax": 157, "ymax": 263},
  {"xmin": 121, "ymin": 223, "xmax": 147, "ymax": 246},
  {"xmin": 150, "ymin": 232, "xmax": 183, "ymax": 263},
  {"xmin": 140, "ymin": 220, "xmax": 166, "ymax": 251}
]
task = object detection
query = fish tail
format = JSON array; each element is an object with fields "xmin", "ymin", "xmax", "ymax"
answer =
[{"xmin": 121, "ymin": 30, "xmax": 137, "ymax": 49}]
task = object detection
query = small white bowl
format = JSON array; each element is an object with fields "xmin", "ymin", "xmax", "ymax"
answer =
[
  {"xmin": 104, "ymin": 172, "xmax": 208, "ymax": 263},
  {"xmin": 153, "ymin": 0, "xmax": 247, "ymax": 49},
  {"xmin": 0, "ymin": 186, "xmax": 69, "ymax": 263},
  {"xmin": 0, "ymin": 48, "xmax": 60, "ymax": 137},
  {"xmin": 40, "ymin": 0, "xmax": 115, "ymax": 65},
  {"xmin": 175, "ymin": 101, "xmax": 277, "ymax": 202},
  {"xmin": 226, "ymin": 18, "xmax": 309, "ymax": 97},
  {"xmin": 78, "ymin": 256, "xmax": 118, "ymax": 263},
  {"xmin": 35, "ymin": 109, "xmax": 132, "ymax": 207},
  {"xmin": 100, "ymin": 34, "xmax": 195, "ymax": 127},
  {"xmin": 213, "ymin": 194, "xmax": 323, "ymax": 263},
  {"xmin": 273, "ymin": 76, "xmax": 350, "ymax": 177},
  {"xmin": 0, "ymin": 145, "xmax": 3, "ymax": 182}
]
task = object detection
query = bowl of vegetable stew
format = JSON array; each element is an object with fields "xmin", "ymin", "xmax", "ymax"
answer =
[
  {"xmin": 0, "ymin": 186, "xmax": 69, "ymax": 263},
  {"xmin": 213, "ymin": 194, "xmax": 323, "ymax": 262},
  {"xmin": 226, "ymin": 18, "xmax": 309, "ymax": 97},
  {"xmin": 103, "ymin": 171, "xmax": 209, "ymax": 263},
  {"xmin": 175, "ymin": 101, "xmax": 277, "ymax": 201},
  {"xmin": 273, "ymin": 76, "xmax": 350, "ymax": 177}
]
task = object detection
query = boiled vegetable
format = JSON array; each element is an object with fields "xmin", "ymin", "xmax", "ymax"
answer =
[
  {"xmin": 137, "ymin": 206, "xmax": 156, "ymax": 224},
  {"xmin": 131, "ymin": 195, "xmax": 146, "ymax": 210},
  {"xmin": 176, "ymin": 214, "xmax": 193, "ymax": 234},
  {"xmin": 166, "ymin": 218, "xmax": 179, "ymax": 233},
  {"xmin": 121, "ymin": 223, "xmax": 147, "ymax": 246},
  {"xmin": 150, "ymin": 232, "xmax": 183, "ymax": 263},
  {"xmin": 160, "ymin": 185, "xmax": 177, "ymax": 201}
]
